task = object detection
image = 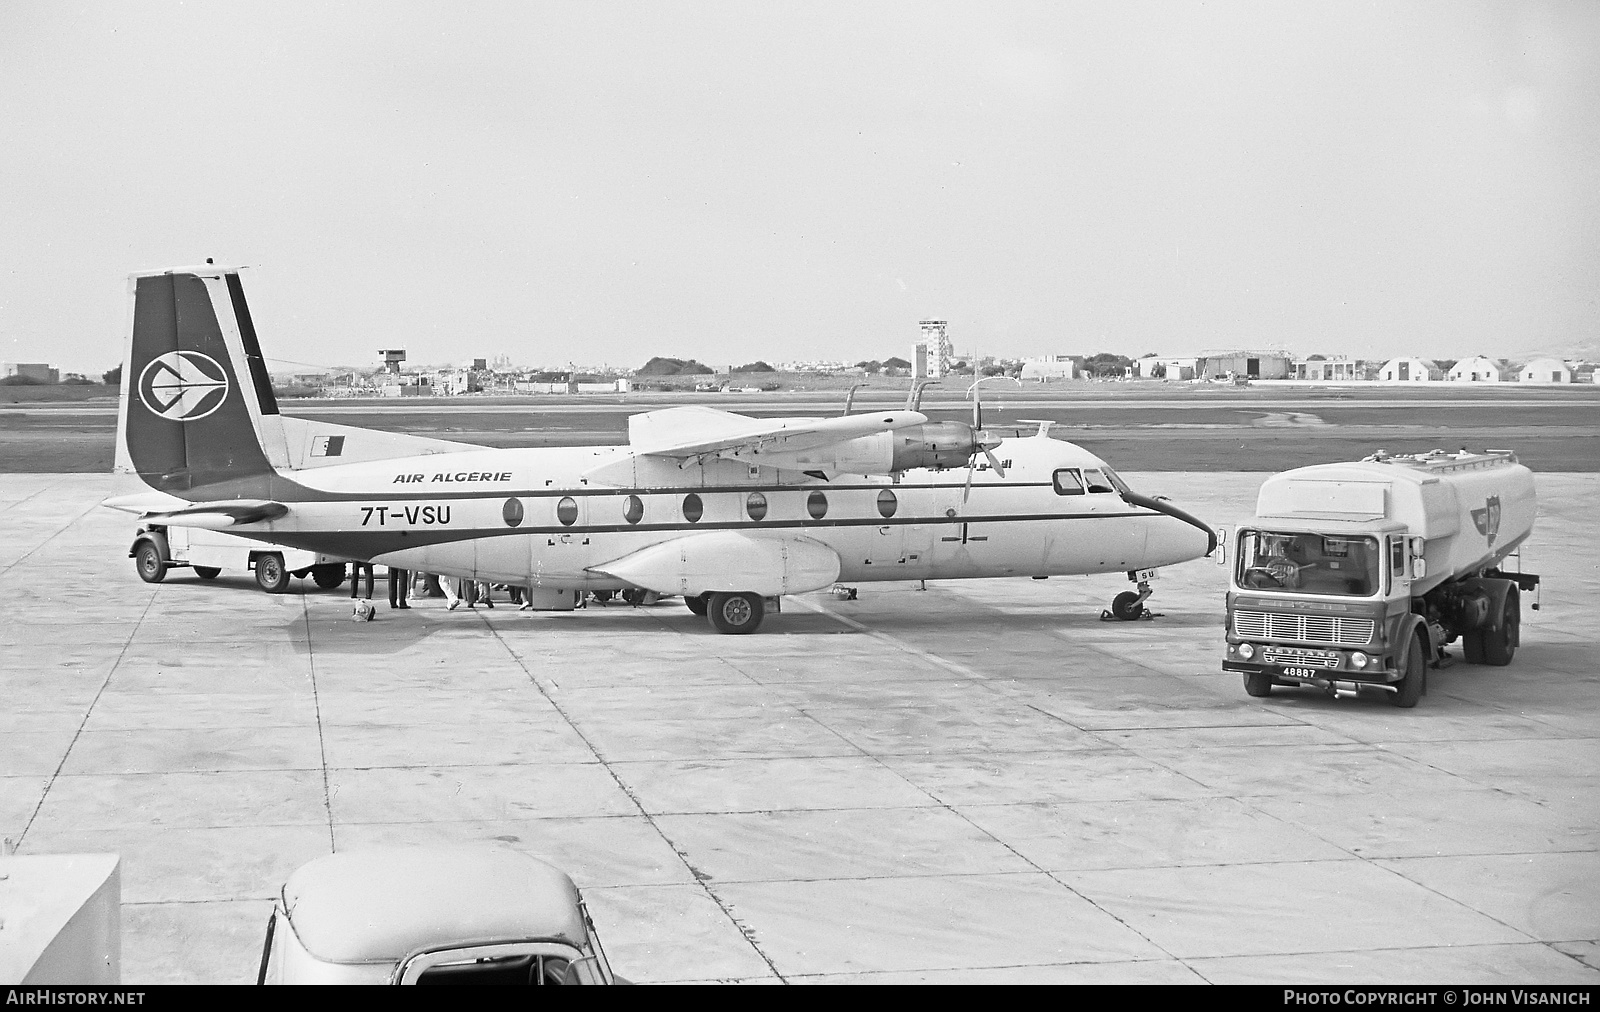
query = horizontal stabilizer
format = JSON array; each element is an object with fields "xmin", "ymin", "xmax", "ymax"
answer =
[
  {"xmin": 589, "ymin": 531, "xmax": 840, "ymax": 598},
  {"xmin": 140, "ymin": 499, "xmax": 289, "ymax": 530}
]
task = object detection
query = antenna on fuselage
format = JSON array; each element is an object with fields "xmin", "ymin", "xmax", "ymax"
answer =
[
  {"xmin": 1015, "ymin": 419, "xmax": 1057, "ymax": 438},
  {"xmin": 841, "ymin": 383, "xmax": 863, "ymax": 417},
  {"xmin": 906, "ymin": 380, "xmax": 938, "ymax": 413}
]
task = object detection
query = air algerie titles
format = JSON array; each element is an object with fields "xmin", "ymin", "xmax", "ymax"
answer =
[{"xmin": 392, "ymin": 471, "xmax": 514, "ymax": 484}]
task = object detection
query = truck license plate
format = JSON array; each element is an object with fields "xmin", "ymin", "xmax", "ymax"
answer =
[{"xmin": 1281, "ymin": 667, "xmax": 1317, "ymax": 679}]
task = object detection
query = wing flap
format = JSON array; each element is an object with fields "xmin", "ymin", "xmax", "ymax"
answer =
[{"xmin": 589, "ymin": 531, "xmax": 840, "ymax": 598}]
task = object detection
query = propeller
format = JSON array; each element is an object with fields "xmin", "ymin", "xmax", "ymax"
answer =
[{"xmin": 962, "ymin": 383, "xmax": 1008, "ymax": 503}]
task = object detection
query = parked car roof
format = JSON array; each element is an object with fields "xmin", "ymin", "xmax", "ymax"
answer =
[{"xmin": 281, "ymin": 847, "xmax": 587, "ymax": 963}]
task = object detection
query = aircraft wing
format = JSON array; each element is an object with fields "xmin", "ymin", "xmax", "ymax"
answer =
[
  {"xmin": 589, "ymin": 530, "xmax": 840, "ymax": 598},
  {"xmin": 628, "ymin": 405, "xmax": 928, "ymax": 463}
]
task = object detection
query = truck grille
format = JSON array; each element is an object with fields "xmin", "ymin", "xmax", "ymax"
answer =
[{"xmin": 1234, "ymin": 610, "xmax": 1375, "ymax": 645}]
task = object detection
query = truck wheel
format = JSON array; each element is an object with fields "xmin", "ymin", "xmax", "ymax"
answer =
[
  {"xmin": 1111, "ymin": 591, "xmax": 1144, "ymax": 621},
  {"xmin": 1482, "ymin": 588, "xmax": 1518, "ymax": 667},
  {"xmin": 1388, "ymin": 635, "xmax": 1425, "ymax": 708},
  {"xmin": 134, "ymin": 541, "xmax": 168, "ymax": 584},
  {"xmin": 707, "ymin": 592, "xmax": 763, "ymax": 634},
  {"xmin": 1461, "ymin": 629, "xmax": 1486, "ymax": 664},
  {"xmin": 255, "ymin": 552, "xmax": 291, "ymax": 593},
  {"xmin": 685, "ymin": 593, "xmax": 709, "ymax": 616},
  {"xmin": 311, "ymin": 564, "xmax": 345, "ymax": 589},
  {"xmin": 193, "ymin": 566, "xmax": 221, "ymax": 580},
  {"xmin": 1243, "ymin": 671, "xmax": 1274, "ymax": 697}
]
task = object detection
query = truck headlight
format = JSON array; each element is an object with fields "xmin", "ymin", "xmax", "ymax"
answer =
[
  {"xmin": 1351, "ymin": 652, "xmax": 1368, "ymax": 668},
  {"xmin": 1238, "ymin": 643, "xmax": 1255, "ymax": 660}
]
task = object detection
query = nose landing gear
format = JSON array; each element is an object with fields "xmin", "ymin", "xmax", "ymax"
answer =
[{"xmin": 1103, "ymin": 571, "xmax": 1157, "ymax": 622}]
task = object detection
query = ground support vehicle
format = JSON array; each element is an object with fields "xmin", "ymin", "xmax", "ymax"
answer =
[
  {"xmin": 128, "ymin": 523, "xmax": 347, "ymax": 593},
  {"xmin": 1223, "ymin": 449, "xmax": 1539, "ymax": 707},
  {"xmin": 257, "ymin": 848, "xmax": 618, "ymax": 985}
]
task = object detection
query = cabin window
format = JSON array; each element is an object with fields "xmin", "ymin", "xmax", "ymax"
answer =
[
  {"xmin": 502, "ymin": 498, "xmax": 523, "ymax": 528},
  {"xmin": 877, "ymin": 489, "xmax": 898, "ymax": 518},
  {"xmin": 1390, "ymin": 537, "xmax": 1405, "ymax": 577},
  {"xmin": 623, "ymin": 495, "xmax": 643, "ymax": 525},
  {"xmin": 1081, "ymin": 468, "xmax": 1114, "ymax": 493},
  {"xmin": 556, "ymin": 497, "xmax": 578, "ymax": 526},
  {"xmin": 683, "ymin": 493, "xmax": 703, "ymax": 523},
  {"xmin": 807, "ymin": 490, "xmax": 828, "ymax": 520},
  {"xmin": 746, "ymin": 492, "xmax": 767, "ymax": 522},
  {"xmin": 1052, "ymin": 469, "xmax": 1085, "ymax": 495}
]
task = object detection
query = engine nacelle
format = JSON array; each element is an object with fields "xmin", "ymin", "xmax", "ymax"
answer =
[{"xmin": 889, "ymin": 422, "xmax": 981, "ymax": 472}]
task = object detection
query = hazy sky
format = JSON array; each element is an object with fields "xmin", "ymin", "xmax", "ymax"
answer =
[{"xmin": 2, "ymin": 1, "xmax": 1596, "ymax": 375}]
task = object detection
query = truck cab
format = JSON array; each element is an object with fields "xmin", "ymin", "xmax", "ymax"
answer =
[{"xmin": 1226, "ymin": 520, "xmax": 1421, "ymax": 701}]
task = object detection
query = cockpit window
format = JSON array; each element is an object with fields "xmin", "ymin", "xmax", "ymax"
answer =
[
  {"xmin": 1101, "ymin": 467, "xmax": 1132, "ymax": 494},
  {"xmin": 1081, "ymin": 468, "xmax": 1115, "ymax": 493},
  {"xmin": 1052, "ymin": 469, "xmax": 1085, "ymax": 495}
]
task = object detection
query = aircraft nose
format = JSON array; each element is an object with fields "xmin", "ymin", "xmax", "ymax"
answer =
[
  {"xmin": 1121, "ymin": 490, "xmax": 1216, "ymax": 566},
  {"xmin": 1146, "ymin": 511, "xmax": 1215, "ymax": 566}
]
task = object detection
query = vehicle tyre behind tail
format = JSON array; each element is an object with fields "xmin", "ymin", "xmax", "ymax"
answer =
[
  {"xmin": 135, "ymin": 542, "xmax": 168, "ymax": 584},
  {"xmin": 1461, "ymin": 629, "xmax": 1486, "ymax": 664},
  {"xmin": 1483, "ymin": 587, "xmax": 1518, "ymax": 666},
  {"xmin": 193, "ymin": 566, "xmax": 221, "ymax": 580},
  {"xmin": 685, "ymin": 593, "xmax": 709, "ymax": 616},
  {"xmin": 707, "ymin": 592, "xmax": 763, "ymax": 634},
  {"xmin": 1388, "ymin": 634, "xmax": 1425, "ymax": 708},
  {"xmin": 1243, "ymin": 671, "xmax": 1273, "ymax": 697},
  {"xmin": 311, "ymin": 564, "xmax": 345, "ymax": 589},
  {"xmin": 255, "ymin": 552, "xmax": 290, "ymax": 593}
]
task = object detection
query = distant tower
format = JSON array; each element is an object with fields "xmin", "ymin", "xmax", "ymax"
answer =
[
  {"xmin": 379, "ymin": 349, "xmax": 407, "ymax": 375},
  {"xmin": 919, "ymin": 320, "xmax": 951, "ymax": 378}
]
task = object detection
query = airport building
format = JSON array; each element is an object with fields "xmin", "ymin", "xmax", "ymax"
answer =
[
  {"xmin": 2, "ymin": 362, "xmax": 59, "ymax": 384},
  {"xmin": 1200, "ymin": 350, "xmax": 1292, "ymax": 380},
  {"xmin": 1518, "ymin": 357, "xmax": 1573, "ymax": 384},
  {"xmin": 1377, "ymin": 357, "xmax": 1443, "ymax": 382},
  {"xmin": 1448, "ymin": 356, "xmax": 1503, "ymax": 383},
  {"xmin": 1019, "ymin": 354, "xmax": 1078, "ymax": 381},
  {"xmin": 1292, "ymin": 356, "xmax": 1360, "ymax": 381}
]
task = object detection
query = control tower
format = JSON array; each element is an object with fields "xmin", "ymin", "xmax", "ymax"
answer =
[
  {"xmin": 379, "ymin": 349, "xmax": 407, "ymax": 375},
  {"xmin": 918, "ymin": 320, "xmax": 951, "ymax": 379}
]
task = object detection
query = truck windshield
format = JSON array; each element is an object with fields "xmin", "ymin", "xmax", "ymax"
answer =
[{"xmin": 1236, "ymin": 530, "xmax": 1379, "ymax": 597}]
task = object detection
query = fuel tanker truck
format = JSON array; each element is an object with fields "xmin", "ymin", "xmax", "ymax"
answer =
[{"xmin": 1223, "ymin": 449, "xmax": 1539, "ymax": 707}]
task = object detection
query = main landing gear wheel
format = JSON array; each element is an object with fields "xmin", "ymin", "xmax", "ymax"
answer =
[
  {"xmin": 193, "ymin": 566, "xmax": 221, "ymax": 581},
  {"xmin": 1483, "ymin": 588, "xmax": 1519, "ymax": 667},
  {"xmin": 1243, "ymin": 671, "xmax": 1274, "ymax": 697},
  {"xmin": 707, "ymin": 592, "xmax": 763, "ymax": 635},
  {"xmin": 135, "ymin": 542, "xmax": 167, "ymax": 584},
  {"xmin": 1110, "ymin": 591, "xmax": 1145, "ymax": 621},
  {"xmin": 684, "ymin": 593, "xmax": 709, "ymax": 616},
  {"xmin": 311, "ymin": 564, "xmax": 345, "ymax": 589},
  {"xmin": 1388, "ymin": 634, "xmax": 1426, "ymax": 708},
  {"xmin": 255, "ymin": 552, "xmax": 291, "ymax": 594}
]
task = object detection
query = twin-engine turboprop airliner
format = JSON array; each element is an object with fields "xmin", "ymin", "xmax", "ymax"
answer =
[{"xmin": 103, "ymin": 266, "xmax": 1216, "ymax": 633}]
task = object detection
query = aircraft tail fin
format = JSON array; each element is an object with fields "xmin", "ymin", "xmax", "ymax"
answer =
[{"xmin": 115, "ymin": 266, "xmax": 283, "ymax": 497}]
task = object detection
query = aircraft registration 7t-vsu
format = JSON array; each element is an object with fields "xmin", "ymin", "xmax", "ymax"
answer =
[{"xmin": 104, "ymin": 266, "xmax": 1217, "ymax": 633}]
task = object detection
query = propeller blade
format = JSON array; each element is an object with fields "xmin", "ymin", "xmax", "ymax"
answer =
[
  {"xmin": 983, "ymin": 447, "xmax": 1006, "ymax": 479},
  {"xmin": 962, "ymin": 460, "xmax": 975, "ymax": 503}
]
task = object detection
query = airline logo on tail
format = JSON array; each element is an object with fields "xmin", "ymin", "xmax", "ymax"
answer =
[{"xmin": 138, "ymin": 350, "xmax": 230, "ymax": 421}]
